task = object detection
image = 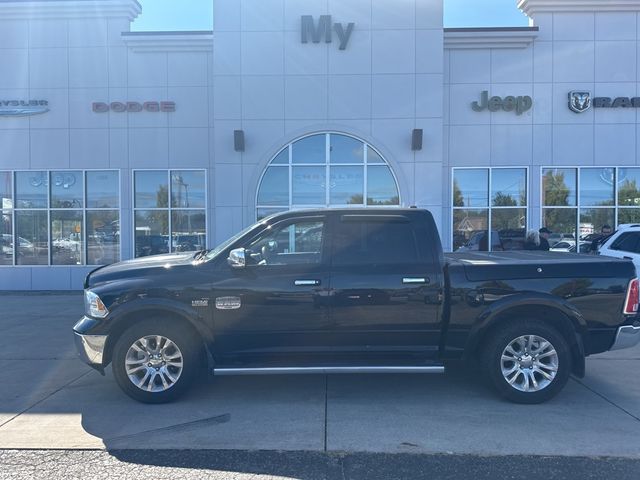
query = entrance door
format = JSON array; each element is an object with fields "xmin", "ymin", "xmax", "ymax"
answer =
[
  {"xmin": 327, "ymin": 212, "xmax": 443, "ymax": 359},
  {"xmin": 211, "ymin": 215, "xmax": 332, "ymax": 363}
]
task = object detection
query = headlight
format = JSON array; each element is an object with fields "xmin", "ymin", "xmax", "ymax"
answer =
[{"xmin": 85, "ymin": 290, "xmax": 109, "ymax": 318}]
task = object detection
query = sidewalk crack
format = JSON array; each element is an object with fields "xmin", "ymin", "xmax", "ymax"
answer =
[{"xmin": 572, "ymin": 377, "xmax": 640, "ymax": 423}]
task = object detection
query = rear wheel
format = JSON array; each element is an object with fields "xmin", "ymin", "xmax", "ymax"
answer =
[
  {"xmin": 112, "ymin": 319, "xmax": 201, "ymax": 403},
  {"xmin": 482, "ymin": 320, "xmax": 572, "ymax": 404}
]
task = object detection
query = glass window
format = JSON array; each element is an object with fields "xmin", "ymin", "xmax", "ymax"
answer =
[
  {"xmin": 580, "ymin": 208, "xmax": 614, "ymax": 241},
  {"xmin": 135, "ymin": 210, "xmax": 169, "ymax": 258},
  {"xmin": 133, "ymin": 170, "xmax": 207, "ymax": 258},
  {"xmin": 51, "ymin": 171, "xmax": 83, "ymax": 208},
  {"xmin": 368, "ymin": 166, "xmax": 400, "ymax": 206},
  {"xmin": 15, "ymin": 210, "xmax": 48, "ymax": 265},
  {"xmin": 610, "ymin": 232, "xmax": 640, "ymax": 253},
  {"xmin": 171, "ymin": 171, "xmax": 206, "ymax": 208},
  {"xmin": 86, "ymin": 171, "xmax": 119, "ymax": 208},
  {"xmin": 542, "ymin": 209, "xmax": 577, "ymax": 244},
  {"xmin": 292, "ymin": 166, "xmax": 326, "ymax": 205},
  {"xmin": 257, "ymin": 207, "xmax": 288, "ymax": 221},
  {"xmin": 246, "ymin": 220, "xmax": 324, "ymax": 266},
  {"xmin": 171, "ymin": 210, "xmax": 206, "ymax": 252},
  {"xmin": 580, "ymin": 168, "xmax": 614, "ymax": 207},
  {"xmin": 330, "ymin": 166, "xmax": 364, "ymax": 205},
  {"xmin": 367, "ymin": 146, "xmax": 384, "ymax": 164},
  {"xmin": 453, "ymin": 170, "xmax": 488, "ymax": 208},
  {"xmin": 492, "ymin": 208, "xmax": 527, "ymax": 251},
  {"xmin": 332, "ymin": 218, "xmax": 419, "ymax": 265},
  {"xmin": 51, "ymin": 210, "xmax": 83, "ymax": 265},
  {"xmin": 258, "ymin": 167, "xmax": 289, "ymax": 206},
  {"xmin": 15, "ymin": 171, "xmax": 47, "ymax": 208},
  {"xmin": 271, "ymin": 148, "xmax": 289, "ymax": 165},
  {"xmin": 257, "ymin": 134, "xmax": 400, "ymax": 216},
  {"xmin": 0, "ymin": 172, "xmax": 11, "ymax": 209},
  {"xmin": 87, "ymin": 210, "xmax": 119, "ymax": 265},
  {"xmin": 542, "ymin": 169, "xmax": 576, "ymax": 207},
  {"xmin": 1, "ymin": 211, "xmax": 12, "ymax": 265},
  {"xmin": 134, "ymin": 171, "xmax": 168, "ymax": 208},
  {"xmin": 292, "ymin": 135, "xmax": 325, "ymax": 164},
  {"xmin": 330, "ymin": 134, "xmax": 364, "ymax": 164},
  {"xmin": 618, "ymin": 168, "xmax": 640, "ymax": 207},
  {"xmin": 492, "ymin": 169, "xmax": 526, "ymax": 207},
  {"xmin": 453, "ymin": 209, "xmax": 489, "ymax": 251},
  {"xmin": 618, "ymin": 209, "xmax": 640, "ymax": 225}
]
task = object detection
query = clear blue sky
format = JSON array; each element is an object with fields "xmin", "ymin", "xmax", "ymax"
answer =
[{"xmin": 132, "ymin": 0, "xmax": 529, "ymax": 31}]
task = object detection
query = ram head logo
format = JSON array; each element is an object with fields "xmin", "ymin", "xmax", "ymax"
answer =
[{"xmin": 568, "ymin": 91, "xmax": 592, "ymax": 113}]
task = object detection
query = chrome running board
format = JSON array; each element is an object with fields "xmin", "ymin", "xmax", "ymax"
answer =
[{"xmin": 213, "ymin": 366, "xmax": 445, "ymax": 376}]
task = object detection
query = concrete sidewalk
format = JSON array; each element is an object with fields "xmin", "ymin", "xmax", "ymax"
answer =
[{"xmin": 0, "ymin": 294, "xmax": 638, "ymax": 457}]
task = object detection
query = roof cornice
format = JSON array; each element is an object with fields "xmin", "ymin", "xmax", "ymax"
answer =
[
  {"xmin": 518, "ymin": 0, "xmax": 640, "ymax": 14},
  {"xmin": 444, "ymin": 27, "xmax": 538, "ymax": 49},
  {"xmin": 0, "ymin": 0, "xmax": 141, "ymax": 20},
  {"xmin": 122, "ymin": 31, "xmax": 213, "ymax": 53}
]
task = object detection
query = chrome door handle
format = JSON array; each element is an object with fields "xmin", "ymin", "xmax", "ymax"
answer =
[
  {"xmin": 295, "ymin": 280, "xmax": 321, "ymax": 286},
  {"xmin": 403, "ymin": 277, "xmax": 429, "ymax": 285}
]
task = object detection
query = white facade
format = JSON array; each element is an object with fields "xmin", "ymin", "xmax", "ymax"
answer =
[{"xmin": 1, "ymin": 0, "xmax": 640, "ymax": 289}]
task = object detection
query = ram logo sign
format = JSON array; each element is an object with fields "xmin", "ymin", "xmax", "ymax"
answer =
[{"xmin": 568, "ymin": 91, "xmax": 592, "ymax": 113}]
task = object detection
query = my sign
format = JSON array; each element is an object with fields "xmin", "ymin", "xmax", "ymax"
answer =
[
  {"xmin": 472, "ymin": 91, "xmax": 532, "ymax": 115},
  {"xmin": 301, "ymin": 15, "xmax": 354, "ymax": 50}
]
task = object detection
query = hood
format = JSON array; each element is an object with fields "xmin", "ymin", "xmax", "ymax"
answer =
[{"xmin": 85, "ymin": 252, "xmax": 197, "ymax": 288}]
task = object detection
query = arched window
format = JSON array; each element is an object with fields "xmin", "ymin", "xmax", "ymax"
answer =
[{"xmin": 256, "ymin": 133, "xmax": 400, "ymax": 219}]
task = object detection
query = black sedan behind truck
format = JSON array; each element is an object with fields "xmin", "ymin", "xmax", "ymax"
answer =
[{"xmin": 73, "ymin": 209, "xmax": 640, "ymax": 404}]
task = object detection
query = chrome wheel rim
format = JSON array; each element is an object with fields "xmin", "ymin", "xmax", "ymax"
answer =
[
  {"xmin": 125, "ymin": 335, "xmax": 184, "ymax": 392},
  {"xmin": 501, "ymin": 335, "xmax": 558, "ymax": 393}
]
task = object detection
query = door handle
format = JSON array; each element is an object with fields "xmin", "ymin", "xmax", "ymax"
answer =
[
  {"xmin": 295, "ymin": 279, "xmax": 321, "ymax": 286},
  {"xmin": 403, "ymin": 277, "xmax": 429, "ymax": 285}
]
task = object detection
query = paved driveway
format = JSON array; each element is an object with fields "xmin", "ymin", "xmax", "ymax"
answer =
[{"xmin": 0, "ymin": 293, "xmax": 639, "ymax": 457}]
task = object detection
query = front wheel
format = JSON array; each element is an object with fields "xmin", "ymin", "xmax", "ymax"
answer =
[
  {"xmin": 112, "ymin": 319, "xmax": 201, "ymax": 403},
  {"xmin": 482, "ymin": 320, "xmax": 572, "ymax": 404}
]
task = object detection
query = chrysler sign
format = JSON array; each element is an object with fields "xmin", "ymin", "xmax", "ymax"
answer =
[
  {"xmin": 0, "ymin": 100, "xmax": 49, "ymax": 117},
  {"xmin": 301, "ymin": 15, "xmax": 355, "ymax": 50},
  {"xmin": 92, "ymin": 101, "xmax": 176, "ymax": 113}
]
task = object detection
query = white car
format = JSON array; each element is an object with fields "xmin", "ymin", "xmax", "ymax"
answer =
[{"xmin": 598, "ymin": 224, "xmax": 640, "ymax": 272}]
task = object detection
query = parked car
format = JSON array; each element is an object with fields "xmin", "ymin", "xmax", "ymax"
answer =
[
  {"xmin": 598, "ymin": 224, "xmax": 640, "ymax": 272},
  {"xmin": 549, "ymin": 241, "xmax": 592, "ymax": 253},
  {"xmin": 74, "ymin": 209, "xmax": 640, "ymax": 405},
  {"xmin": 548, "ymin": 233, "xmax": 575, "ymax": 247}
]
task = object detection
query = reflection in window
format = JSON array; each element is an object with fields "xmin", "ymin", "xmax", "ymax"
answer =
[
  {"xmin": 542, "ymin": 167, "xmax": 638, "ymax": 249},
  {"xmin": 15, "ymin": 171, "xmax": 48, "ymax": 208},
  {"xmin": 453, "ymin": 169, "xmax": 527, "ymax": 252},
  {"xmin": 133, "ymin": 170, "xmax": 207, "ymax": 258},
  {"xmin": 87, "ymin": 210, "xmax": 119, "ymax": 265},
  {"xmin": 51, "ymin": 171, "xmax": 83, "ymax": 208},
  {"xmin": 15, "ymin": 210, "xmax": 48, "ymax": 265},
  {"xmin": 51, "ymin": 210, "xmax": 83, "ymax": 265},
  {"xmin": 1, "ymin": 210, "xmax": 12, "ymax": 265},
  {"xmin": 246, "ymin": 220, "xmax": 324, "ymax": 266},
  {"xmin": 7, "ymin": 170, "xmax": 120, "ymax": 266},
  {"xmin": 1, "ymin": 171, "xmax": 12, "ymax": 209},
  {"xmin": 257, "ymin": 133, "xmax": 400, "ymax": 217}
]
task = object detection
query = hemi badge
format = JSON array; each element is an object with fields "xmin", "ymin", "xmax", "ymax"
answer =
[
  {"xmin": 192, "ymin": 299, "xmax": 209, "ymax": 307},
  {"xmin": 216, "ymin": 296, "xmax": 242, "ymax": 310}
]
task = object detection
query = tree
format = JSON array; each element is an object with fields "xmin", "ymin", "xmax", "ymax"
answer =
[
  {"xmin": 619, "ymin": 179, "xmax": 640, "ymax": 207},
  {"xmin": 543, "ymin": 171, "xmax": 574, "ymax": 235},
  {"xmin": 493, "ymin": 192, "xmax": 517, "ymax": 207},
  {"xmin": 453, "ymin": 179, "xmax": 464, "ymax": 207}
]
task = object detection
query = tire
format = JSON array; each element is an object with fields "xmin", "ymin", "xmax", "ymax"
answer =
[
  {"xmin": 112, "ymin": 319, "xmax": 202, "ymax": 404},
  {"xmin": 482, "ymin": 320, "xmax": 572, "ymax": 404}
]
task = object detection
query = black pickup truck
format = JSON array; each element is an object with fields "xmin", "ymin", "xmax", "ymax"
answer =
[{"xmin": 74, "ymin": 209, "xmax": 640, "ymax": 404}]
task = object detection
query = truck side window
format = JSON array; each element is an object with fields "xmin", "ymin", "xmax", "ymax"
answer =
[
  {"xmin": 246, "ymin": 220, "xmax": 324, "ymax": 266},
  {"xmin": 332, "ymin": 218, "xmax": 419, "ymax": 266},
  {"xmin": 610, "ymin": 232, "xmax": 640, "ymax": 253}
]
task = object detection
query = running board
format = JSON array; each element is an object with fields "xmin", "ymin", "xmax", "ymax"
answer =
[{"xmin": 212, "ymin": 366, "xmax": 445, "ymax": 376}]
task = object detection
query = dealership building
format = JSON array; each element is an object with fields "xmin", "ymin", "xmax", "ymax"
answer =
[{"xmin": 1, "ymin": 0, "xmax": 640, "ymax": 289}]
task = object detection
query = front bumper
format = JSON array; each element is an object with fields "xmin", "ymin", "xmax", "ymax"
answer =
[
  {"xmin": 611, "ymin": 324, "xmax": 640, "ymax": 351},
  {"xmin": 73, "ymin": 330, "xmax": 108, "ymax": 368}
]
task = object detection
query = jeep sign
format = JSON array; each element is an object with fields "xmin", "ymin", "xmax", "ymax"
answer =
[
  {"xmin": 472, "ymin": 91, "xmax": 532, "ymax": 115},
  {"xmin": 92, "ymin": 101, "xmax": 176, "ymax": 113}
]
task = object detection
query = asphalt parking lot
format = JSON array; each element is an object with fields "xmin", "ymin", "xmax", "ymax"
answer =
[{"xmin": 0, "ymin": 293, "xmax": 639, "ymax": 461}]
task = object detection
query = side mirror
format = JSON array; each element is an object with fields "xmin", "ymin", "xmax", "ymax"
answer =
[{"xmin": 227, "ymin": 248, "xmax": 246, "ymax": 269}]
